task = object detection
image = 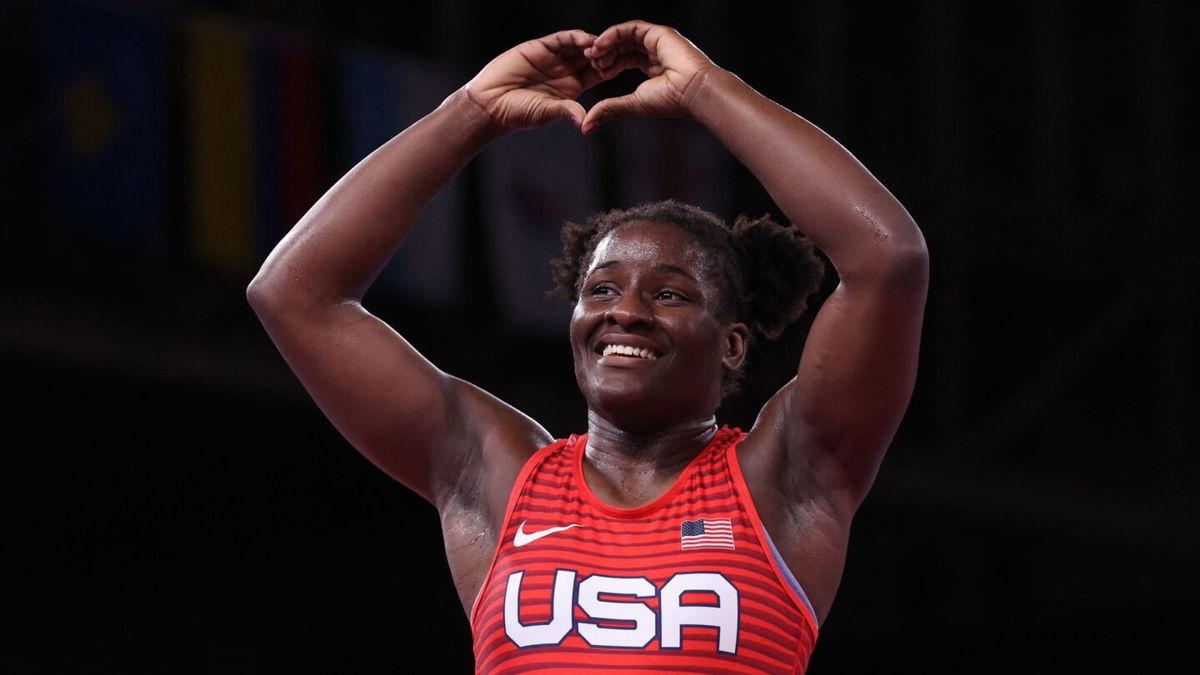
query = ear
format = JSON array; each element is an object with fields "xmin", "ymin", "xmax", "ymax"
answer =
[{"xmin": 721, "ymin": 322, "xmax": 750, "ymax": 372}]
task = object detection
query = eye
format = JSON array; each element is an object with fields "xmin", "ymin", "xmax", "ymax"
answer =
[
  {"xmin": 589, "ymin": 283, "xmax": 617, "ymax": 296},
  {"xmin": 656, "ymin": 289, "xmax": 687, "ymax": 302}
]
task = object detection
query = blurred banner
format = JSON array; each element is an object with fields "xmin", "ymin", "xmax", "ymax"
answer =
[
  {"xmin": 186, "ymin": 16, "xmax": 254, "ymax": 274},
  {"xmin": 338, "ymin": 42, "xmax": 463, "ymax": 307},
  {"xmin": 38, "ymin": 0, "xmax": 167, "ymax": 251},
  {"xmin": 608, "ymin": 118, "xmax": 731, "ymax": 220},
  {"xmin": 252, "ymin": 26, "xmax": 322, "ymax": 265},
  {"xmin": 479, "ymin": 124, "xmax": 601, "ymax": 334},
  {"xmin": 186, "ymin": 15, "xmax": 322, "ymax": 277}
]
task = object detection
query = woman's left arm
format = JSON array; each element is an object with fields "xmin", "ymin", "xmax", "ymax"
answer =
[{"xmin": 585, "ymin": 21, "xmax": 929, "ymax": 508}]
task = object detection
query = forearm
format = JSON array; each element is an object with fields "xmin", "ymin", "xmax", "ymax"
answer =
[
  {"xmin": 684, "ymin": 68, "xmax": 926, "ymax": 281},
  {"xmin": 248, "ymin": 88, "xmax": 500, "ymax": 308}
]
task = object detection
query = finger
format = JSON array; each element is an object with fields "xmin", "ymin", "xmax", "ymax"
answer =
[
  {"xmin": 580, "ymin": 93, "xmax": 641, "ymax": 134},
  {"xmin": 586, "ymin": 35, "xmax": 647, "ymax": 70},
  {"xmin": 564, "ymin": 50, "xmax": 600, "ymax": 75},
  {"xmin": 592, "ymin": 51, "xmax": 653, "ymax": 80},
  {"xmin": 558, "ymin": 99, "xmax": 588, "ymax": 131},
  {"xmin": 525, "ymin": 32, "xmax": 601, "ymax": 82},
  {"xmin": 521, "ymin": 46, "xmax": 597, "ymax": 87},
  {"xmin": 539, "ymin": 29, "xmax": 597, "ymax": 58},
  {"xmin": 591, "ymin": 44, "xmax": 651, "ymax": 70},
  {"xmin": 591, "ymin": 20, "xmax": 656, "ymax": 54},
  {"xmin": 575, "ymin": 61, "xmax": 607, "ymax": 91}
]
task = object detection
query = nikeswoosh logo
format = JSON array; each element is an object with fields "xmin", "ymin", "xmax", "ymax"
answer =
[{"xmin": 513, "ymin": 521, "xmax": 583, "ymax": 547}]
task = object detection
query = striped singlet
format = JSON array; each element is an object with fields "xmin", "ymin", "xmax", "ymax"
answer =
[{"xmin": 470, "ymin": 426, "xmax": 819, "ymax": 674}]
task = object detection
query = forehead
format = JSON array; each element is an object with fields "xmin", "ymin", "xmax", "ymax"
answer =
[{"xmin": 585, "ymin": 221, "xmax": 712, "ymax": 277}]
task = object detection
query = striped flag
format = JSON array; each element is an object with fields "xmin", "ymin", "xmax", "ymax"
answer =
[
  {"xmin": 186, "ymin": 15, "xmax": 324, "ymax": 277},
  {"xmin": 680, "ymin": 518, "xmax": 735, "ymax": 551}
]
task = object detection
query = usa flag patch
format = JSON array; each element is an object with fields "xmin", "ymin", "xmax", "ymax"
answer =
[{"xmin": 680, "ymin": 518, "xmax": 735, "ymax": 550}]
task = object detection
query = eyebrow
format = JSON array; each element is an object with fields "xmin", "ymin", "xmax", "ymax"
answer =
[{"xmin": 592, "ymin": 261, "xmax": 699, "ymax": 283}]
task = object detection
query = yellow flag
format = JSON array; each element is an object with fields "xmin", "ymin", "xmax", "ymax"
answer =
[{"xmin": 187, "ymin": 16, "xmax": 254, "ymax": 274}]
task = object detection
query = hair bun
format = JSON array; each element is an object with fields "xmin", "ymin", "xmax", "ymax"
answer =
[{"xmin": 732, "ymin": 214, "xmax": 825, "ymax": 341}]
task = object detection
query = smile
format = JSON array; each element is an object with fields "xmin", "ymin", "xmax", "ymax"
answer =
[{"xmin": 600, "ymin": 344, "xmax": 660, "ymax": 360}]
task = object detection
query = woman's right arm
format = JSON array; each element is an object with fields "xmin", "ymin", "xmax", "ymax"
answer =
[{"xmin": 246, "ymin": 30, "xmax": 599, "ymax": 505}]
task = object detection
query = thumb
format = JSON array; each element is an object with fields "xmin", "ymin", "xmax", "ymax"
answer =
[
  {"xmin": 558, "ymin": 100, "xmax": 587, "ymax": 131},
  {"xmin": 581, "ymin": 94, "xmax": 641, "ymax": 135}
]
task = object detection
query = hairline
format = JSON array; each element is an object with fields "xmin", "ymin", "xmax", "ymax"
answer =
[{"xmin": 577, "ymin": 218, "xmax": 741, "ymax": 324}]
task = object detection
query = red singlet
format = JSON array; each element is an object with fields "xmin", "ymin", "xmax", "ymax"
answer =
[{"xmin": 471, "ymin": 426, "xmax": 819, "ymax": 674}]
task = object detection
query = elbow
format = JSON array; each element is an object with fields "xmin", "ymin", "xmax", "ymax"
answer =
[
  {"xmin": 883, "ymin": 236, "xmax": 929, "ymax": 287},
  {"xmin": 246, "ymin": 263, "xmax": 348, "ymax": 320},
  {"xmin": 245, "ymin": 277, "xmax": 277, "ymax": 319},
  {"xmin": 840, "ymin": 226, "xmax": 929, "ymax": 289},
  {"xmin": 871, "ymin": 209, "xmax": 928, "ymax": 284},
  {"xmin": 245, "ymin": 265, "xmax": 290, "ymax": 317},
  {"xmin": 245, "ymin": 276, "xmax": 270, "ymax": 314}
]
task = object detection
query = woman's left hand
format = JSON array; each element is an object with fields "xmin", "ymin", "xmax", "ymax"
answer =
[{"xmin": 581, "ymin": 20, "xmax": 719, "ymax": 133}]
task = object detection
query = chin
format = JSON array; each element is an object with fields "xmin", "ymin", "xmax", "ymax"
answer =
[{"xmin": 584, "ymin": 379, "xmax": 710, "ymax": 434}]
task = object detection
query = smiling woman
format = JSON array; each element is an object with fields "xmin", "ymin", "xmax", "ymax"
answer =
[{"xmin": 247, "ymin": 19, "xmax": 926, "ymax": 675}]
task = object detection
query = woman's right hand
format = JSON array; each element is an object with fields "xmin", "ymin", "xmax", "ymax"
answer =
[{"xmin": 464, "ymin": 29, "xmax": 602, "ymax": 134}]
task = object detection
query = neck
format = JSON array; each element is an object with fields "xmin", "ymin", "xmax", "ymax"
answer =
[{"xmin": 584, "ymin": 410, "xmax": 719, "ymax": 472}]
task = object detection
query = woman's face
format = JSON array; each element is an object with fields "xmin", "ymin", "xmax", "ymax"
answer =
[{"xmin": 569, "ymin": 221, "xmax": 747, "ymax": 432}]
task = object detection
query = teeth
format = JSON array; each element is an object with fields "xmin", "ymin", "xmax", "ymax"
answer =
[{"xmin": 602, "ymin": 344, "xmax": 659, "ymax": 360}]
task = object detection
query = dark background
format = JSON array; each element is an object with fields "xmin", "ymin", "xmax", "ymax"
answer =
[{"xmin": 3, "ymin": 1, "xmax": 1197, "ymax": 673}]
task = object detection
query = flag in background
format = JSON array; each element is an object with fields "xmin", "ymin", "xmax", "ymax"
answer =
[
  {"xmin": 186, "ymin": 15, "xmax": 255, "ymax": 274},
  {"xmin": 252, "ymin": 26, "xmax": 322, "ymax": 261},
  {"xmin": 338, "ymin": 42, "xmax": 462, "ymax": 307},
  {"xmin": 479, "ymin": 124, "xmax": 601, "ymax": 334},
  {"xmin": 38, "ymin": 0, "xmax": 167, "ymax": 251},
  {"xmin": 186, "ymin": 15, "xmax": 323, "ymax": 276}
]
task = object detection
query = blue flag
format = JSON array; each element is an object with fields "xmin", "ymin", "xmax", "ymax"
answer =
[{"xmin": 39, "ymin": 0, "xmax": 167, "ymax": 251}]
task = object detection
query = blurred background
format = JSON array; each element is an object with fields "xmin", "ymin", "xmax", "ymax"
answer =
[{"xmin": 3, "ymin": 0, "xmax": 1196, "ymax": 672}]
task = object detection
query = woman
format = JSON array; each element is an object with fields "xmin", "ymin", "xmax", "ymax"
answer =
[{"xmin": 248, "ymin": 20, "xmax": 927, "ymax": 674}]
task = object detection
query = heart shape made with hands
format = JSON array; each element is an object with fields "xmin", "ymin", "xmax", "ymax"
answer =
[
  {"xmin": 469, "ymin": 21, "xmax": 716, "ymax": 136},
  {"xmin": 577, "ymin": 21, "xmax": 717, "ymax": 134}
]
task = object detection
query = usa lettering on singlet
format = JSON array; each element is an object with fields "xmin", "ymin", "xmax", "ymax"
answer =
[{"xmin": 471, "ymin": 427, "xmax": 820, "ymax": 674}]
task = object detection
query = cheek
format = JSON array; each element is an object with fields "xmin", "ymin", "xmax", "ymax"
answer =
[
  {"xmin": 688, "ymin": 316, "xmax": 724, "ymax": 348},
  {"xmin": 569, "ymin": 304, "xmax": 595, "ymax": 356},
  {"xmin": 569, "ymin": 304, "xmax": 585, "ymax": 338}
]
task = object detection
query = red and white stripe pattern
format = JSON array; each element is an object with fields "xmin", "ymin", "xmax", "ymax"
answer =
[{"xmin": 471, "ymin": 427, "xmax": 819, "ymax": 674}]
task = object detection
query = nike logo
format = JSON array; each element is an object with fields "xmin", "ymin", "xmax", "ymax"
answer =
[{"xmin": 513, "ymin": 521, "xmax": 583, "ymax": 547}]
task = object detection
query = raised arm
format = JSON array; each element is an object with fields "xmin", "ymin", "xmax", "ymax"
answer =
[
  {"xmin": 246, "ymin": 30, "xmax": 602, "ymax": 506},
  {"xmin": 583, "ymin": 21, "xmax": 928, "ymax": 509}
]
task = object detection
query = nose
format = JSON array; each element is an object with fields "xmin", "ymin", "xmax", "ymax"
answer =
[{"xmin": 606, "ymin": 291, "xmax": 653, "ymax": 328}]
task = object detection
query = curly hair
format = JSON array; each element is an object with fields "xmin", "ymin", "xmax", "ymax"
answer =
[{"xmin": 550, "ymin": 199, "xmax": 825, "ymax": 396}]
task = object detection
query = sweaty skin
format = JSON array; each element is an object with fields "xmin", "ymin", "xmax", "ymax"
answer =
[{"xmin": 247, "ymin": 20, "xmax": 927, "ymax": 626}]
